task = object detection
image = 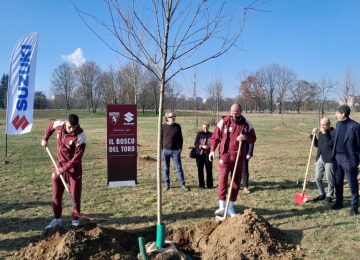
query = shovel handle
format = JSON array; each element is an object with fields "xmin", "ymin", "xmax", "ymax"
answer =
[
  {"xmin": 302, "ymin": 134, "xmax": 316, "ymax": 192},
  {"xmin": 222, "ymin": 140, "xmax": 243, "ymax": 219},
  {"xmin": 45, "ymin": 147, "xmax": 70, "ymax": 193}
]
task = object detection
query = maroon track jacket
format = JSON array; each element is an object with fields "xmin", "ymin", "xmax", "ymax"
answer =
[
  {"xmin": 210, "ymin": 115, "xmax": 256, "ymax": 159},
  {"xmin": 43, "ymin": 121, "xmax": 86, "ymax": 174}
]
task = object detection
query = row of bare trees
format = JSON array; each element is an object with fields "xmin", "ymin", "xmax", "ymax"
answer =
[
  {"xmin": 51, "ymin": 61, "xmax": 180, "ymax": 113},
  {"xmin": 239, "ymin": 64, "xmax": 360, "ymax": 115},
  {"xmin": 239, "ymin": 64, "xmax": 341, "ymax": 115}
]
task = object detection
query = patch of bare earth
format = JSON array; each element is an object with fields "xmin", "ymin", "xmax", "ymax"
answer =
[
  {"xmin": 15, "ymin": 224, "xmax": 153, "ymax": 260},
  {"xmin": 169, "ymin": 208, "xmax": 298, "ymax": 259},
  {"xmin": 15, "ymin": 209, "xmax": 299, "ymax": 259}
]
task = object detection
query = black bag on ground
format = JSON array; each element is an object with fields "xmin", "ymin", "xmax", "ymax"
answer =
[{"xmin": 189, "ymin": 147, "xmax": 197, "ymax": 159}]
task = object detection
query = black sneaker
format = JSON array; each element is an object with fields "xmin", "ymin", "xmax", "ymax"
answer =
[
  {"xmin": 181, "ymin": 185, "xmax": 190, "ymax": 191},
  {"xmin": 324, "ymin": 197, "xmax": 333, "ymax": 204},
  {"xmin": 313, "ymin": 195, "xmax": 326, "ymax": 202},
  {"xmin": 331, "ymin": 203, "xmax": 343, "ymax": 210},
  {"xmin": 165, "ymin": 184, "xmax": 170, "ymax": 191},
  {"xmin": 349, "ymin": 209, "xmax": 359, "ymax": 216}
]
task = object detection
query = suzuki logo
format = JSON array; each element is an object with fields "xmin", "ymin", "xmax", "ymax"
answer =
[
  {"xmin": 124, "ymin": 112, "xmax": 134, "ymax": 123},
  {"xmin": 12, "ymin": 115, "xmax": 29, "ymax": 130}
]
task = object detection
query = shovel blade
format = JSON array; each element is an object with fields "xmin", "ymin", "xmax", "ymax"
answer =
[{"xmin": 294, "ymin": 192, "xmax": 311, "ymax": 205}]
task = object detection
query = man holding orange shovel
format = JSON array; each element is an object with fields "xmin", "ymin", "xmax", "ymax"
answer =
[
  {"xmin": 209, "ymin": 103, "xmax": 256, "ymax": 218},
  {"xmin": 310, "ymin": 117, "xmax": 336, "ymax": 203}
]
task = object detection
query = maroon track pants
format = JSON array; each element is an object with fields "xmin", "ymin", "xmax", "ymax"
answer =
[
  {"xmin": 52, "ymin": 170, "xmax": 82, "ymax": 220},
  {"xmin": 217, "ymin": 153, "xmax": 244, "ymax": 202}
]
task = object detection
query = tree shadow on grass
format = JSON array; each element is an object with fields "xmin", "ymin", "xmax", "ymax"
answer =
[
  {"xmin": 248, "ymin": 179, "xmax": 318, "ymax": 193},
  {"xmin": 0, "ymin": 201, "xmax": 49, "ymax": 214}
]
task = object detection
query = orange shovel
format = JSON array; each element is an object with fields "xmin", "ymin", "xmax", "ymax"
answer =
[{"xmin": 294, "ymin": 134, "xmax": 315, "ymax": 205}]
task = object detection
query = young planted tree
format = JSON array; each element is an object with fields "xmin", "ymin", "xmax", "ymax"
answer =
[
  {"xmin": 73, "ymin": 0, "xmax": 256, "ymax": 224},
  {"xmin": 192, "ymin": 69, "xmax": 199, "ymax": 129}
]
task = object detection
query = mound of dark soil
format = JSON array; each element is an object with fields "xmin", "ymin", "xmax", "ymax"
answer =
[
  {"xmin": 15, "ymin": 224, "xmax": 153, "ymax": 260},
  {"xmin": 16, "ymin": 209, "xmax": 299, "ymax": 259},
  {"xmin": 169, "ymin": 208, "xmax": 297, "ymax": 259}
]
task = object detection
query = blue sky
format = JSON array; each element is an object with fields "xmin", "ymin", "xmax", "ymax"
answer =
[{"xmin": 1, "ymin": 0, "xmax": 359, "ymax": 99}]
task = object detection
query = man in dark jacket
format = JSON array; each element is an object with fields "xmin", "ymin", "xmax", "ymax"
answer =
[
  {"xmin": 310, "ymin": 117, "xmax": 336, "ymax": 203},
  {"xmin": 161, "ymin": 111, "xmax": 189, "ymax": 191},
  {"xmin": 332, "ymin": 105, "xmax": 360, "ymax": 216}
]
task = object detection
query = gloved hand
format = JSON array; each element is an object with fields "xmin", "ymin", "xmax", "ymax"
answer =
[{"xmin": 209, "ymin": 151, "xmax": 215, "ymax": 162}]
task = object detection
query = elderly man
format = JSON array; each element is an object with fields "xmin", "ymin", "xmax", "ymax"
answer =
[
  {"xmin": 161, "ymin": 111, "xmax": 189, "ymax": 191},
  {"xmin": 332, "ymin": 105, "xmax": 360, "ymax": 216},
  {"xmin": 209, "ymin": 103, "xmax": 256, "ymax": 217},
  {"xmin": 310, "ymin": 117, "xmax": 336, "ymax": 203}
]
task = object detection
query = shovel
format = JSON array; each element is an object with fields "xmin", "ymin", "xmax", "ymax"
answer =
[
  {"xmin": 215, "ymin": 141, "xmax": 243, "ymax": 222},
  {"xmin": 294, "ymin": 134, "xmax": 315, "ymax": 205},
  {"xmin": 45, "ymin": 147, "xmax": 99, "ymax": 221}
]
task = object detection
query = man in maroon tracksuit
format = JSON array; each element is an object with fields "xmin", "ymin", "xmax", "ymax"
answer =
[
  {"xmin": 41, "ymin": 114, "xmax": 86, "ymax": 229},
  {"xmin": 209, "ymin": 103, "xmax": 256, "ymax": 217}
]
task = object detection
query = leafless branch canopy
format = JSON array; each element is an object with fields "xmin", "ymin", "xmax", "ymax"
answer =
[{"xmin": 71, "ymin": 0, "xmax": 259, "ymax": 84}]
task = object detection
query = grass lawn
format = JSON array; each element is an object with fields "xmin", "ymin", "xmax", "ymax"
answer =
[{"xmin": 1, "ymin": 109, "xmax": 360, "ymax": 259}]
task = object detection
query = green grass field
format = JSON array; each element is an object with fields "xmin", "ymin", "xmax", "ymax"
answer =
[{"xmin": 1, "ymin": 109, "xmax": 360, "ymax": 259}]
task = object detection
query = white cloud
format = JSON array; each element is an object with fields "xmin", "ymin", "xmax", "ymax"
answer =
[{"xmin": 61, "ymin": 48, "xmax": 86, "ymax": 67}]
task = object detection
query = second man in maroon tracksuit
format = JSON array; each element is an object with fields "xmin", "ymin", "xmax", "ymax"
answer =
[{"xmin": 209, "ymin": 103, "xmax": 256, "ymax": 217}]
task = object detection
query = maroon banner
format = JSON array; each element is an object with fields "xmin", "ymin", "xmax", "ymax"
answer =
[{"xmin": 107, "ymin": 104, "xmax": 137, "ymax": 187}]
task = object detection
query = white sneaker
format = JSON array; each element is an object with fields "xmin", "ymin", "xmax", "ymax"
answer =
[
  {"xmin": 227, "ymin": 207, "xmax": 236, "ymax": 217},
  {"xmin": 227, "ymin": 201, "xmax": 236, "ymax": 217},
  {"xmin": 72, "ymin": 220, "xmax": 80, "ymax": 227},
  {"xmin": 214, "ymin": 200, "xmax": 226, "ymax": 216},
  {"xmin": 214, "ymin": 208, "xmax": 225, "ymax": 216},
  {"xmin": 45, "ymin": 218, "xmax": 62, "ymax": 230}
]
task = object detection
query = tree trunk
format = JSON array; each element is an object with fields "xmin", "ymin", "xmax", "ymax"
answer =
[{"xmin": 156, "ymin": 0, "xmax": 172, "ymax": 225}]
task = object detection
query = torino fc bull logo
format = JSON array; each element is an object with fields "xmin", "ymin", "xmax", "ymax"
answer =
[{"xmin": 109, "ymin": 112, "xmax": 120, "ymax": 125}]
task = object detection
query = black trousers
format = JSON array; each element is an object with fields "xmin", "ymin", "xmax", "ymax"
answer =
[
  {"xmin": 196, "ymin": 153, "xmax": 213, "ymax": 188},
  {"xmin": 241, "ymin": 159, "xmax": 250, "ymax": 188},
  {"xmin": 334, "ymin": 154, "xmax": 359, "ymax": 210}
]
